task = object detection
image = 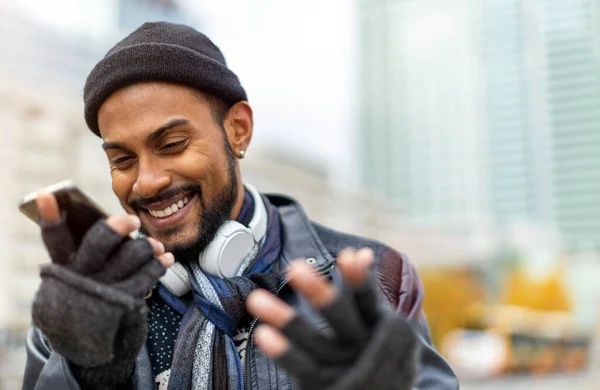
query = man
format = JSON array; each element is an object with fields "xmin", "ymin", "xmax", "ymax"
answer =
[{"xmin": 22, "ymin": 22, "xmax": 458, "ymax": 390}]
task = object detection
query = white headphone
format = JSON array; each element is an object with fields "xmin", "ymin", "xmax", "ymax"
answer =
[{"xmin": 158, "ymin": 183, "xmax": 268, "ymax": 296}]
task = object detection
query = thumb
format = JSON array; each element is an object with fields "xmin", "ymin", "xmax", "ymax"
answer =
[
  {"xmin": 105, "ymin": 214, "xmax": 141, "ymax": 237},
  {"xmin": 37, "ymin": 193, "xmax": 76, "ymax": 266},
  {"xmin": 36, "ymin": 192, "xmax": 60, "ymax": 222}
]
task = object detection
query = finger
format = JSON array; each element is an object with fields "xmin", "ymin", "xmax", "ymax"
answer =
[
  {"xmin": 290, "ymin": 251, "xmax": 371, "ymax": 343},
  {"xmin": 73, "ymin": 220, "xmax": 128, "ymax": 275},
  {"xmin": 246, "ymin": 289, "xmax": 295, "ymax": 327},
  {"xmin": 146, "ymin": 237, "xmax": 166, "ymax": 257},
  {"xmin": 36, "ymin": 192, "xmax": 61, "ymax": 222},
  {"xmin": 157, "ymin": 252, "xmax": 175, "ymax": 268},
  {"xmin": 254, "ymin": 324, "xmax": 289, "ymax": 358},
  {"xmin": 94, "ymin": 238, "xmax": 156, "ymax": 283},
  {"xmin": 280, "ymin": 315, "xmax": 352, "ymax": 364},
  {"xmin": 337, "ymin": 247, "xmax": 374, "ymax": 287},
  {"xmin": 353, "ymin": 275, "xmax": 382, "ymax": 329},
  {"xmin": 339, "ymin": 248, "xmax": 381, "ymax": 328},
  {"xmin": 40, "ymin": 219, "xmax": 77, "ymax": 266},
  {"xmin": 38, "ymin": 193, "xmax": 76, "ymax": 265},
  {"xmin": 115, "ymin": 258, "xmax": 167, "ymax": 299},
  {"xmin": 105, "ymin": 214, "xmax": 141, "ymax": 236},
  {"xmin": 318, "ymin": 289, "xmax": 368, "ymax": 345},
  {"xmin": 286, "ymin": 260, "xmax": 336, "ymax": 309}
]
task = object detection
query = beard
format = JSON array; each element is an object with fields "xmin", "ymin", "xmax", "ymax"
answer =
[{"xmin": 134, "ymin": 141, "xmax": 239, "ymax": 264}]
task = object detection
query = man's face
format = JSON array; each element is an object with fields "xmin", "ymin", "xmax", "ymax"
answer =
[{"xmin": 97, "ymin": 82, "xmax": 243, "ymax": 254}]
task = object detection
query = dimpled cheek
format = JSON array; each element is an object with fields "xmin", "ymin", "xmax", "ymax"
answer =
[
  {"xmin": 184, "ymin": 154, "xmax": 227, "ymax": 199},
  {"xmin": 111, "ymin": 175, "xmax": 136, "ymax": 214},
  {"xmin": 210, "ymin": 152, "xmax": 233, "ymax": 184}
]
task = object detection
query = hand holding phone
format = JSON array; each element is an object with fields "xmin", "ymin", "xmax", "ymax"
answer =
[
  {"xmin": 34, "ymin": 191, "xmax": 173, "ymax": 268},
  {"xmin": 25, "ymin": 181, "xmax": 174, "ymax": 381},
  {"xmin": 20, "ymin": 180, "xmax": 189, "ymax": 296}
]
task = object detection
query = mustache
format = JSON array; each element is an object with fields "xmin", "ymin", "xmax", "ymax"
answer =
[{"xmin": 129, "ymin": 184, "xmax": 202, "ymax": 211}]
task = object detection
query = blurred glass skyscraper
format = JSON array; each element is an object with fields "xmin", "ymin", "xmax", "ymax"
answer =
[
  {"xmin": 359, "ymin": 0, "xmax": 600, "ymax": 252},
  {"xmin": 484, "ymin": 0, "xmax": 600, "ymax": 251},
  {"xmin": 542, "ymin": 0, "xmax": 600, "ymax": 251},
  {"xmin": 358, "ymin": 0, "xmax": 487, "ymax": 228}
]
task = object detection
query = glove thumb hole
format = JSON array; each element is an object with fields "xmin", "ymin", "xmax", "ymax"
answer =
[
  {"xmin": 352, "ymin": 276, "xmax": 383, "ymax": 329},
  {"xmin": 41, "ymin": 217, "xmax": 77, "ymax": 266},
  {"xmin": 73, "ymin": 220, "xmax": 125, "ymax": 275}
]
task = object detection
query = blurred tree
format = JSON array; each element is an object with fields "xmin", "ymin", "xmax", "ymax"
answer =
[
  {"xmin": 500, "ymin": 266, "xmax": 571, "ymax": 312},
  {"xmin": 420, "ymin": 267, "xmax": 486, "ymax": 348}
]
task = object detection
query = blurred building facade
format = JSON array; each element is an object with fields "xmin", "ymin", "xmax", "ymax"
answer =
[
  {"xmin": 359, "ymin": 0, "xmax": 600, "ymax": 253},
  {"xmin": 0, "ymin": 0, "xmax": 191, "ymax": 333},
  {"xmin": 0, "ymin": 2, "xmax": 190, "ymax": 386},
  {"xmin": 0, "ymin": 4, "xmax": 103, "ymax": 333}
]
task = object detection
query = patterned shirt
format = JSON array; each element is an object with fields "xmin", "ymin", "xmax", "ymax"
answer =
[{"xmin": 147, "ymin": 293, "xmax": 252, "ymax": 389}]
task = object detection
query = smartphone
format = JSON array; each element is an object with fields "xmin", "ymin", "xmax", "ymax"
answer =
[
  {"xmin": 19, "ymin": 180, "xmax": 192, "ymax": 297},
  {"xmin": 19, "ymin": 180, "xmax": 109, "ymax": 224}
]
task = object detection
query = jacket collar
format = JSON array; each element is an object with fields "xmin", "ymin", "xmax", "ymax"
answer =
[{"xmin": 265, "ymin": 193, "xmax": 336, "ymax": 273}]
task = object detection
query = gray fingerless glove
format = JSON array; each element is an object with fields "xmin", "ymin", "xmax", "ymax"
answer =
[
  {"xmin": 32, "ymin": 213, "xmax": 166, "ymax": 390},
  {"xmin": 275, "ymin": 275, "xmax": 422, "ymax": 390}
]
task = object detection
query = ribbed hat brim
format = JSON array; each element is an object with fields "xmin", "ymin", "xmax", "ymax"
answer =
[{"xmin": 84, "ymin": 42, "xmax": 247, "ymax": 136}]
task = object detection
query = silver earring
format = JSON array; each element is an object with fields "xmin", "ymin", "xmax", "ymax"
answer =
[{"xmin": 239, "ymin": 150, "xmax": 245, "ymax": 159}]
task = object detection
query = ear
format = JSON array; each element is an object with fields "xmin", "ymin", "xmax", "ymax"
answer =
[{"xmin": 224, "ymin": 101, "xmax": 253, "ymax": 158}]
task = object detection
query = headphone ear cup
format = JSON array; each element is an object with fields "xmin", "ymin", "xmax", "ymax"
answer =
[
  {"xmin": 199, "ymin": 221, "xmax": 255, "ymax": 278},
  {"xmin": 159, "ymin": 262, "xmax": 192, "ymax": 297}
]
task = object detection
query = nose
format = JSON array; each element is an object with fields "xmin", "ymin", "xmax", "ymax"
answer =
[{"xmin": 132, "ymin": 158, "xmax": 171, "ymax": 199}]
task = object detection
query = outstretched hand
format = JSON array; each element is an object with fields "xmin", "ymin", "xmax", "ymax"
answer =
[
  {"xmin": 247, "ymin": 248, "xmax": 374, "ymax": 355},
  {"xmin": 246, "ymin": 248, "xmax": 421, "ymax": 390}
]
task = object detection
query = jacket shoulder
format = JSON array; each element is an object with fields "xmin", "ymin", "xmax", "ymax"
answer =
[{"xmin": 311, "ymin": 222, "xmax": 424, "ymax": 318}]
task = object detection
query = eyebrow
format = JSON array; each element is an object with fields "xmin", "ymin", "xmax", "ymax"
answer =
[{"xmin": 101, "ymin": 118, "xmax": 190, "ymax": 151}]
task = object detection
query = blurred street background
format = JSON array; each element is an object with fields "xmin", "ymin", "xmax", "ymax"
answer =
[{"xmin": 2, "ymin": 0, "xmax": 600, "ymax": 388}]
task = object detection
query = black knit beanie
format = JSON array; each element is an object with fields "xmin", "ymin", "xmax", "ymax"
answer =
[{"xmin": 83, "ymin": 21, "xmax": 247, "ymax": 137}]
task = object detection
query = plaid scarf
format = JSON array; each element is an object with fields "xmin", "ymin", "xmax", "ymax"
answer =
[{"xmin": 165, "ymin": 194, "xmax": 284, "ymax": 390}]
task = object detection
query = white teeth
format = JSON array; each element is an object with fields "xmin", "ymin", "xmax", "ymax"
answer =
[{"xmin": 148, "ymin": 196, "xmax": 192, "ymax": 218}]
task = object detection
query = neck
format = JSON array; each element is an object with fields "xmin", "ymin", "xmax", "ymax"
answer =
[
  {"xmin": 229, "ymin": 174, "xmax": 246, "ymax": 221},
  {"xmin": 172, "ymin": 185, "xmax": 254, "ymax": 264}
]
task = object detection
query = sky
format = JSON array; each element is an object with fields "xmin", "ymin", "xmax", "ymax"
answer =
[
  {"xmin": 183, "ymin": 0, "xmax": 361, "ymax": 188},
  {"xmin": 2, "ymin": 0, "xmax": 117, "ymax": 38}
]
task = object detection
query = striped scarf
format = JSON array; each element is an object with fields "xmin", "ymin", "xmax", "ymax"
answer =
[{"xmin": 166, "ymin": 195, "xmax": 283, "ymax": 390}]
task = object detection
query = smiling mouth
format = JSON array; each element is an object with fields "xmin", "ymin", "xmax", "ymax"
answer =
[{"xmin": 142, "ymin": 194, "xmax": 193, "ymax": 218}]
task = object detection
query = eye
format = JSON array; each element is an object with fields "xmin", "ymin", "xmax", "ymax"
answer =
[
  {"xmin": 110, "ymin": 155, "xmax": 135, "ymax": 169},
  {"xmin": 160, "ymin": 139, "xmax": 187, "ymax": 152}
]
